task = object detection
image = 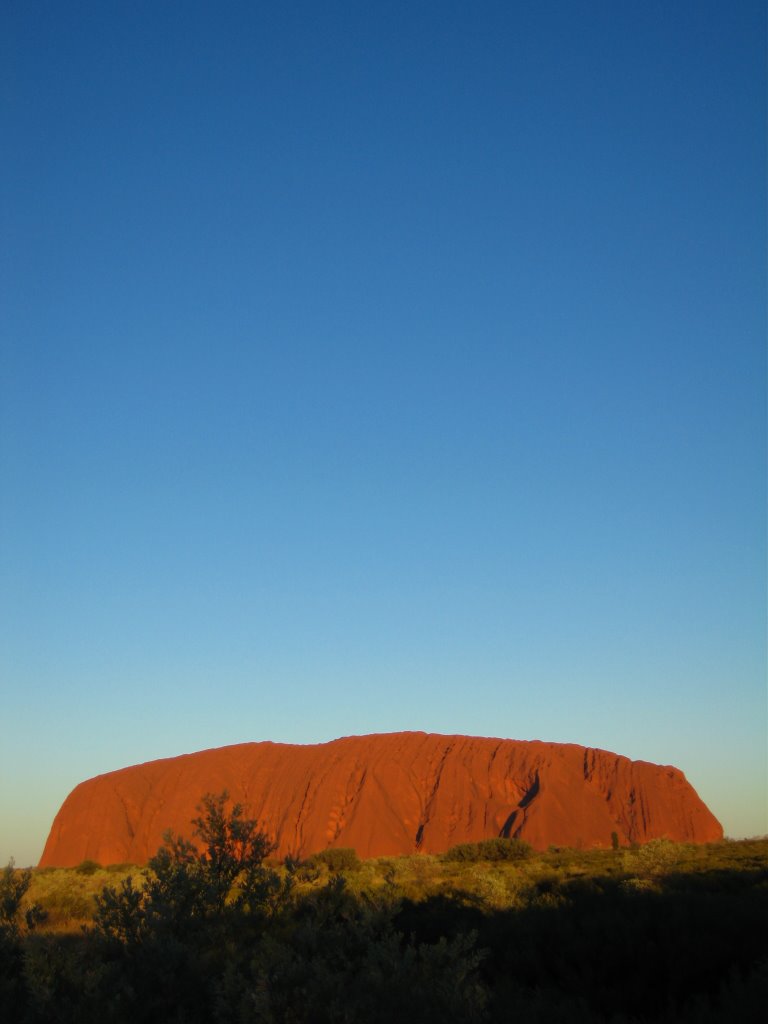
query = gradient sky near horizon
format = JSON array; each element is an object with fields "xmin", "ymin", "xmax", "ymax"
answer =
[{"xmin": 1, "ymin": 1, "xmax": 765, "ymax": 866}]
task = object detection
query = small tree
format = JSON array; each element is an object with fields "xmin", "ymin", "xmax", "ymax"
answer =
[
  {"xmin": 189, "ymin": 791, "xmax": 274, "ymax": 910},
  {"xmin": 0, "ymin": 860, "xmax": 45, "ymax": 939},
  {"xmin": 95, "ymin": 791, "xmax": 277, "ymax": 943}
]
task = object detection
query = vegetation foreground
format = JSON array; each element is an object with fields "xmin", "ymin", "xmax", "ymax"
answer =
[{"xmin": 2, "ymin": 796, "xmax": 766, "ymax": 1023}]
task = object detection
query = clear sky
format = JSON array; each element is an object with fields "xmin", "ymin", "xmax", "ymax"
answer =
[{"xmin": 1, "ymin": 1, "xmax": 765, "ymax": 866}]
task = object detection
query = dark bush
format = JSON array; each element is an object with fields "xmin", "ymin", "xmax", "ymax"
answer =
[
  {"xmin": 74, "ymin": 860, "xmax": 102, "ymax": 875},
  {"xmin": 94, "ymin": 790, "xmax": 279, "ymax": 946},
  {"xmin": 444, "ymin": 838, "xmax": 533, "ymax": 863},
  {"xmin": 0, "ymin": 859, "xmax": 45, "ymax": 1021},
  {"xmin": 307, "ymin": 847, "xmax": 361, "ymax": 873}
]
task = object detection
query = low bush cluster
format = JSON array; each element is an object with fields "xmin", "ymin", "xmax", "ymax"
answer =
[
  {"xmin": 444, "ymin": 837, "xmax": 534, "ymax": 862},
  {"xmin": 74, "ymin": 860, "xmax": 102, "ymax": 876},
  {"xmin": 304, "ymin": 846, "xmax": 361, "ymax": 873}
]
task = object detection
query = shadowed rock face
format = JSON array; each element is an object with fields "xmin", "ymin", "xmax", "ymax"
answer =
[{"xmin": 39, "ymin": 732, "xmax": 722, "ymax": 866}]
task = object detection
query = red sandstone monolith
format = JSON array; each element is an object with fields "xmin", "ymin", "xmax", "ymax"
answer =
[{"xmin": 39, "ymin": 732, "xmax": 722, "ymax": 866}]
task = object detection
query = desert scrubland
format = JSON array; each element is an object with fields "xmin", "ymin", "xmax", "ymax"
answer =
[{"xmin": 2, "ymin": 797, "xmax": 766, "ymax": 1023}]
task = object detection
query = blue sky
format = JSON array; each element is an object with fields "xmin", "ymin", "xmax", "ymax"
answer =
[{"xmin": 1, "ymin": 1, "xmax": 765, "ymax": 866}]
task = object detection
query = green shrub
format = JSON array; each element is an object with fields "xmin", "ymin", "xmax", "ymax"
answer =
[
  {"xmin": 307, "ymin": 847, "xmax": 361, "ymax": 873},
  {"xmin": 1, "ymin": 861, "xmax": 46, "ymax": 937},
  {"xmin": 444, "ymin": 838, "xmax": 533, "ymax": 863},
  {"xmin": 74, "ymin": 860, "xmax": 101, "ymax": 876},
  {"xmin": 624, "ymin": 837, "xmax": 681, "ymax": 878}
]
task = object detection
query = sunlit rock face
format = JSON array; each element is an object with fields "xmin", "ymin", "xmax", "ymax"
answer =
[{"xmin": 39, "ymin": 732, "xmax": 723, "ymax": 866}]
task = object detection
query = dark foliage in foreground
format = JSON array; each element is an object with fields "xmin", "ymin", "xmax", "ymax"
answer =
[{"xmin": 3, "ymin": 803, "xmax": 767, "ymax": 1023}]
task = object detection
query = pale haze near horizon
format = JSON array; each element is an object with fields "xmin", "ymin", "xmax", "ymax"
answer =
[{"xmin": 1, "ymin": 1, "xmax": 766, "ymax": 866}]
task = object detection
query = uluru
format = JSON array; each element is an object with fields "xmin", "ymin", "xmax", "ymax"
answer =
[{"xmin": 39, "ymin": 732, "xmax": 723, "ymax": 867}]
